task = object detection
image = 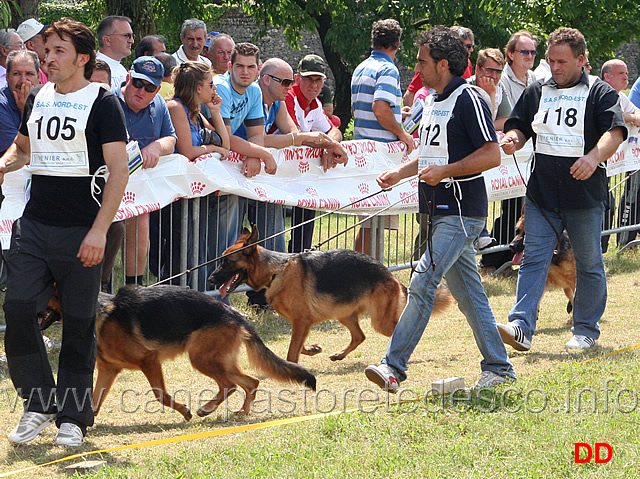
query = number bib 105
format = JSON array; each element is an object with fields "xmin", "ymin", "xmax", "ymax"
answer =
[
  {"xmin": 27, "ymin": 82, "xmax": 101, "ymax": 176},
  {"xmin": 531, "ymin": 77, "xmax": 594, "ymax": 158}
]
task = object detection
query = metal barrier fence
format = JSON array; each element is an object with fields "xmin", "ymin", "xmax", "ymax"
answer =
[{"xmin": 110, "ymin": 170, "xmax": 640, "ymax": 295}]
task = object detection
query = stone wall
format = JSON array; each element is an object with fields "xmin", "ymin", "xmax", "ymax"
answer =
[{"xmin": 210, "ymin": 8, "xmax": 416, "ymax": 94}]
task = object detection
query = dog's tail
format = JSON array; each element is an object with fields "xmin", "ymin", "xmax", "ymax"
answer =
[
  {"xmin": 243, "ymin": 325, "xmax": 317, "ymax": 391},
  {"xmin": 432, "ymin": 284, "xmax": 455, "ymax": 315}
]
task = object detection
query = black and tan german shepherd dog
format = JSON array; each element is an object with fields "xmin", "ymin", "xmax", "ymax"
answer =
[
  {"xmin": 208, "ymin": 226, "xmax": 454, "ymax": 364},
  {"xmin": 509, "ymin": 209, "xmax": 576, "ymax": 314},
  {"xmin": 44, "ymin": 285, "xmax": 316, "ymax": 420}
]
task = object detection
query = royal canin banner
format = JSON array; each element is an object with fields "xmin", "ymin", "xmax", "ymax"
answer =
[
  {"xmin": 606, "ymin": 125, "xmax": 640, "ymax": 177},
  {"xmin": 9, "ymin": 131, "xmax": 640, "ymax": 250}
]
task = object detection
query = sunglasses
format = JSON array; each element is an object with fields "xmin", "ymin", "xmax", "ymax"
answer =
[
  {"xmin": 465, "ymin": 43, "xmax": 474, "ymax": 51},
  {"xmin": 479, "ymin": 65, "xmax": 503, "ymax": 75},
  {"xmin": 131, "ymin": 77, "xmax": 158, "ymax": 93},
  {"xmin": 108, "ymin": 32, "xmax": 135, "ymax": 40},
  {"xmin": 517, "ymin": 49, "xmax": 537, "ymax": 56},
  {"xmin": 267, "ymin": 74, "xmax": 295, "ymax": 87}
]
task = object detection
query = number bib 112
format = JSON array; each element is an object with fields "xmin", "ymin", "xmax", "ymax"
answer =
[{"xmin": 417, "ymin": 84, "xmax": 469, "ymax": 182}]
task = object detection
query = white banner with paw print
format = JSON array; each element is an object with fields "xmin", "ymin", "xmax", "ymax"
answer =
[{"xmin": 0, "ymin": 139, "xmax": 535, "ymax": 249}]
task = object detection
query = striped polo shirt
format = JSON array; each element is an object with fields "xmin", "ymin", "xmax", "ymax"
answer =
[{"xmin": 351, "ymin": 50, "xmax": 402, "ymax": 142}]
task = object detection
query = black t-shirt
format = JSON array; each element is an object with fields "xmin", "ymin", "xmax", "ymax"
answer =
[
  {"xmin": 419, "ymin": 77, "xmax": 498, "ymax": 218},
  {"xmin": 19, "ymin": 84, "xmax": 127, "ymax": 226},
  {"xmin": 505, "ymin": 71, "xmax": 627, "ymax": 210}
]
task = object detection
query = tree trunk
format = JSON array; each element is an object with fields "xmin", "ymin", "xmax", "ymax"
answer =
[
  {"xmin": 105, "ymin": 0, "xmax": 156, "ymax": 39},
  {"xmin": 13, "ymin": 0, "xmax": 38, "ymax": 27},
  {"xmin": 314, "ymin": 12, "xmax": 352, "ymax": 133}
]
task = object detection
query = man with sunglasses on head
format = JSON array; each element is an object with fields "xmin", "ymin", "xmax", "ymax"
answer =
[
  {"xmin": 115, "ymin": 56, "xmax": 177, "ymax": 286},
  {"xmin": 96, "ymin": 16, "xmax": 134, "ymax": 89},
  {"xmin": 501, "ymin": 30, "xmax": 538, "ymax": 108}
]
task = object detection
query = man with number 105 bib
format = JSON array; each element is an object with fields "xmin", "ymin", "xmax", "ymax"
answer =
[
  {"xmin": 0, "ymin": 19, "xmax": 128, "ymax": 446},
  {"xmin": 498, "ymin": 28, "xmax": 626, "ymax": 352},
  {"xmin": 365, "ymin": 26, "xmax": 515, "ymax": 393}
]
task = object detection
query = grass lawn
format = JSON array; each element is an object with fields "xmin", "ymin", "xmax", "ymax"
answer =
[{"xmin": 1, "ymin": 248, "xmax": 640, "ymax": 477}]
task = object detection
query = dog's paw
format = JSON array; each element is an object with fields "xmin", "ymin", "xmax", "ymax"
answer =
[
  {"xmin": 302, "ymin": 344, "xmax": 323, "ymax": 356},
  {"xmin": 183, "ymin": 409, "xmax": 193, "ymax": 421},
  {"xmin": 197, "ymin": 405, "xmax": 218, "ymax": 417}
]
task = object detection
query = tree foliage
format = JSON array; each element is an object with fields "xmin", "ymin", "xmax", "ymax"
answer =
[
  {"xmin": 241, "ymin": 0, "xmax": 639, "ymax": 128},
  {"xmin": 482, "ymin": 0, "xmax": 640, "ymax": 61}
]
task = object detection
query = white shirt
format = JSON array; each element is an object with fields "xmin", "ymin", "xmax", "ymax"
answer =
[
  {"xmin": 96, "ymin": 51, "xmax": 128, "ymax": 89},
  {"xmin": 0, "ymin": 65, "xmax": 6, "ymax": 89},
  {"xmin": 171, "ymin": 46, "xmax": 212, "ymax": 67},
  {"xmin": 500, "ymin": 63, "xmax": 537, "ymax": 108},
  {"xmin": 619, "ymin": 91, "xmax": 637, "ymax": 114}
]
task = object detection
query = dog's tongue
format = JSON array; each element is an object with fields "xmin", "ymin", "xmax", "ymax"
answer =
[
  {"xmin": 218, "ymin": 280, "xmax": 230, "ymax": 299},
  {"xmin": 512, "ymin": 251, "xmax": 524, "ymax": 265},
  {"xmin": 219, "ymin": 274, "xmax": 239, "ymax": 299}
]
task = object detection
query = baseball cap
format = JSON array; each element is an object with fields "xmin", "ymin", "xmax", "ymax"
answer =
[
  {"xmin": 297, "ymin": 54, "xmax": 327, "ymax": 78},
  {"xmin": 205, "ymin": 31, "xmax": 220, "ymax": 49},
  {"xmin": 130, "ymin": 56, "xmax": 165, "ymax": 87},
  {"xmin": 17, "ymin": 18, "xmax": 47, "ymax": 43}
]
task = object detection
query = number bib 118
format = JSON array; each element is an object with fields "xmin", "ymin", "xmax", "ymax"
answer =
[
  {"xmin": 531, "ymin": 77, "xmax": 594, "ymax": 158},
  {"xmin": 27, "ymin": 82, "xmax": 101, "ymax": 176}
]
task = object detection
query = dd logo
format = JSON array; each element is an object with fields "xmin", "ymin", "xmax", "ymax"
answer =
[{"xmin": 574, "ymin": 443, "xmax": 612, "ymax": 464}]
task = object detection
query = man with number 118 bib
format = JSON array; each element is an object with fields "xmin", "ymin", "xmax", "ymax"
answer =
[
  {"xmin": 0, "ymin": 19, "xmax": 128, "ymax": 447},
  {"xmin": 498, "ymin": 28, "xmax": 626, "ymax": 352}
]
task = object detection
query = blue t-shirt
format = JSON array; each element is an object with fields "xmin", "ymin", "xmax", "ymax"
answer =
[
  {"xmin": 114, "ymin": 87, "xmax": 177, "ymax": 149},
  {"xmin": 0, "ymin": 85, "xmax": 21, "ymax": 155},
  {"xmin": 214, "ymin": 72, "xmax": 264, "ymax": 139},
  {"xmin": 630, "ymin": 76, "xmax": 640, "ymax": 108}
]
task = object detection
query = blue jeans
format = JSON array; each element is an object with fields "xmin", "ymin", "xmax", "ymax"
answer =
[
  {"xmin": 508, "ymin": 198, "xmax": 605, "ymax": 341},
  {"xmin": 382, "ymin": 215, "xmax": 515, "ymax": 382},
  {"xmin": 206, "ymin": 194, "xmax": 244, "ymax": 281}
]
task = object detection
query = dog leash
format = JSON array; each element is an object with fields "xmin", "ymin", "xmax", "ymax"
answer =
[
  {"xmin": 151, "ymin": 177, "xmax": 419, "ymax": 286},
  {"xmin": 511, "ymin": 152, "xmax": 563, "ymax": 246}
]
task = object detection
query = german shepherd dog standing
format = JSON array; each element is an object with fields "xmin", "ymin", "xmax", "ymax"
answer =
[
  {"xmin": 509, "ymin": 209, "xmax": 576, "ymax": 313},
  {"xmin": 44, "ymin": 285, "xmax": 316, "ymax": 420},
  {"xmin": 208, "ymin": 226, "xmax": 454, "ymax": 363}
]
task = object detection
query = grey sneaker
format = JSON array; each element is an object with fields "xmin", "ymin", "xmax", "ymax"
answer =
[
  {"xmin": 8, "ymin": 411, "xmax": 56, "ymax": 444},
  {"xmin": 365, "ymin": 363, "xmax": 400, "ymax": 393},
  {"xmin": 55, "ymin": 422, "xmax": 83, "ymax": 447},
  {"xmin": 565, "ymin": 335, "xmax": 598, "ymax": 351},
  {"xmin": 497, "ymin": 323, "xmax": 532, "ymax": 351},
  {"xmin": 473, "ymin": 371, "xmax": 512, "ymax": 389}
]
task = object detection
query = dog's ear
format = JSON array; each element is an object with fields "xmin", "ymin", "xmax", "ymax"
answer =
[{"xmin": 247, "ymin": 224, "xmax": 260, "ymax": 245}]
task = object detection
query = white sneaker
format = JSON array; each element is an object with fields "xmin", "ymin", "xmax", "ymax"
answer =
[
  {"xmin": 473, "ymin": 371, "xmax": 512, "ymax": 389},
  {"xmin": 365, "ymin": 363, "xmax": 400, "ymax": 393},
  {"xmin": 42, "ymin": 335, "xmax": 61, "ymax": 352},
  {"xmin": 497, "ymin": 323, "xmax": 532, "ymax": 351},
  {"xmin": 565, "ymin": 335, "xmax": 598, "ymax": 351},
  {"xmin": 55, "ymin": 423, "xmax": 83, "ymax": 447},
  {"xmin": 474, "ymin": 236, "xmax": 497, "ymax": 250},
  {"xmin": 8, "ymin": 411, "xmax": 56, "ymax": 444}
]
